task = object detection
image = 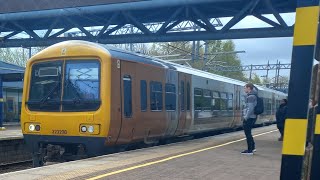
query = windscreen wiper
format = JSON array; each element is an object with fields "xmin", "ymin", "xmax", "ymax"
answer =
[
  {"xmin": 26, "ymin": 80, "xmax": 61, "ymax": 105},
  {"xmin": 63, "ymin": 78, "xmax": 83, "ymax": 104},
  {"xmin": 39, "ymin": 81, "xmax": 61, "ymax": 105}
]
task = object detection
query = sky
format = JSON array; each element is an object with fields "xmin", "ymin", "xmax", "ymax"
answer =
[
  {"xmin": 228, "ymin": 13, "xmax": 295, "ymax": 65},
  {"xmin": 220, "ymin": 13, "xmax": 296, "ymax": 77}
]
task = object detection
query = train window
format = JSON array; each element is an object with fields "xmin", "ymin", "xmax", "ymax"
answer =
[
  {"xmin": 140, "ymin": 80, "xmax": 147, "ymax": 111},
  {"xmin": 228, "ymin": 93, "xmax": 233, "ymax": 110},
  {"xmin": 62, "ymin": 60, "xmax": 100, "ymax": 112},
  {"xmin": 165, "ymin": 84, "xmax": 176, "ymax": 111},
  {"xmin": 220, "ymin": 93, "xmax": 227, "ymax": 99},
  {"xmin": 241, "ymin": 95, "xmax": 246, "ymax": 109},
  {"xmin": 180, "ymin": 81, "xmax": 185, "ymax": 111},
  {"xmin": 194, "ymin": 88, "xmax": 202, "ymax": 111},
  {"xmin": 211, "ymin": 91, "xmax": 220, "ymax": 110},
  {"xmin": 220, "ymin": 92, "xmax": 228, "ymax": 110},
  {"xmin": 268, "ymin": 99, "xmax": 272, "ymax": 113},
  {"xmin": 203, "ymin": 90, "xmax": 211, "ymax": 111},
  {"xmin": 203, "ymin": 90, "xmax": 211, "ymax": 97},
  {"xmin": 194, "ymin": 88, "xmax": 202, "ymax": 96},
  {"xmin": 263, "ymin": 98, "xmax": 268, "ymax": 114},
  {"xmin": 150, "ymin": 81, "xmax": 163, "ymax": 111},
  {"xmin": 28, "ymin": 61, "xmax": 63, "ymax": 112},
  {"xmin": 212, "ymin": 91, "xmax": 219, "ymax": 98},
  {"xmin": 123, "ymin": 75, "xmax": 132, "ymax": 117},
  {"xmin": 187, "ymin": 83, "xmax": 190, "ymax": 111}
]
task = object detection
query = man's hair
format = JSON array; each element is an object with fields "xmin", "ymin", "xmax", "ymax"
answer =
[
  {"xmin": 282, "ymin": 99, "xmax": 287, "ymax": 104},
  {"xmin": 245, "ymin": 83, "xmax": 254, "ymax": 90}
]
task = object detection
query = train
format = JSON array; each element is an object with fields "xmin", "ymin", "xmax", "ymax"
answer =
[{"xmin": 21, "ymin": 40, "xmax": 287, "ymax": 167}]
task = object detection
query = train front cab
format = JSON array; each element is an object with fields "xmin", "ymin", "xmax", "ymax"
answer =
[{"xmin": 21, "ymin": 42, "xmax": 112, "ymax": 166}]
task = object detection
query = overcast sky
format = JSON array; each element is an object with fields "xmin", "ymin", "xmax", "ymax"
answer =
[{"xmin": 220, "ymin": 13, "xmax": 296, "ymax": 77}]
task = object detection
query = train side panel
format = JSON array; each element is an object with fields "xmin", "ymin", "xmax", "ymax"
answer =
[{"xmin": 188, "ymin": 75, "xmax": 236, "ymax": 134}]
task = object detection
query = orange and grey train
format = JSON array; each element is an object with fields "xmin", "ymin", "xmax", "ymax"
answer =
[{"xmin": 21, "ymin": 40, "xmax": 286, "ymax": 166}]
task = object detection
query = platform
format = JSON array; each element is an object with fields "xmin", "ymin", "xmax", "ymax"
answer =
[
  {"xmin": 0, "ymin": 125, "xmax": 282, "ymax": 180},
  {"xmin": 0, "ymin": 125, "xmax": 23, "ymax": 140}
]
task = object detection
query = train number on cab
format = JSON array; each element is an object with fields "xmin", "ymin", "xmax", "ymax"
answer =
[{"xmin": 52, "ymin": 130, "xmax": 68, "ymax": 134}]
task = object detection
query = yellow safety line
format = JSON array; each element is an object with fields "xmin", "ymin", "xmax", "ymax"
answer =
[{"xmin": 87, "ymin": 130, "xmax": 277, "ymax": 180}]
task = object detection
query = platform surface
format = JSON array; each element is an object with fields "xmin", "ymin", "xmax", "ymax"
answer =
[
  {"xmin": 0, "ymin": 125, "xmax": 23, "ymax": 140},
  {"xmin": 1, "ymin": 125, "xmax": 283, "ymax": 180}
]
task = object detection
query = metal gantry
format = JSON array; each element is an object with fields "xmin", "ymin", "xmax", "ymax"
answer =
[
  {"xmin": 0, "ymin": 0, "xmax": 295, "ymax": 47},
  {"xmin": 207, "ymin": 62, "xmax": 291, "ymax": 72}
]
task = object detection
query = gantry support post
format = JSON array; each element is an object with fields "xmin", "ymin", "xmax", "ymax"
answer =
[{"xmin": 280, "ymin": 1, "xmax": 320, "ymax": 179}]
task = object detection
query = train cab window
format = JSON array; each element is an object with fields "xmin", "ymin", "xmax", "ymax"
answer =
[
  {"xmin": 150, "ymin": 81, "xmax": 163, "ymax": 111},
  {"xmin": 194, "ymin": 88, "xmax": 202, "ymax": 111},
  {"xmin": 123, "ymin": 75, "xmax": 132, "ymax": 117},
  {"xmin": 187, "ymin": 82, "xmax": 190, "ymax": 111},
  {"xmin": 211, "ymin": 91, "xmax": 220, "ymax": 110},
  {"xmin": 180, "ymin": 81, "xmax": 185, "ymax": 111},
  {"xmin": 228, "ymin": 93, "xmax": 233, "ymax": 110},
  {"xmin": 165, "ymin": 84, "xmax": 176, "ymax": 111},
  {"xmin": 140, "ymin": 80, "xmax": 147, "ymax": 111},
  {"xmin": 28, "ymin": 61, "xmax": 62, "ymax": 111},
  {"xmin": 203, "ymin": 90, "xmax": 211, "ymax": 111},
  {"xmin": 220, "ymin": 92, "xmax": 228, "ymax": 110},
  {"xmin": 62, "ymin": 60, "xmax": 100, "ymax": 112},
  {"xmin": 28, "ymin": 60, "xmax": 101, "ymax": 112}
]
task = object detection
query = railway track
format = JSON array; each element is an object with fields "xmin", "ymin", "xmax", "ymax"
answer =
[{"xmin": 0, "ymin": 160, "xmax": 33, "ymax": 174}]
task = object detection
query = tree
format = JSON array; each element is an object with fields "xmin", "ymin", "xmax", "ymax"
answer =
[
  {"xmin": 146, "ymin": 40, "xmax": 247, "ymax": 81},
  {"xmin": 205, "ymin": 40, "xmax": 246, "ymax": 81},
  {"xmin": 0, "ymin": 47, "xmax": 46, "ymax": 67},
  {"xmin": 0, "ymin": 48, "xmax": 28, "ymax": 67},
  {"xmin": 147, "ymin": 41, "xmax": 193, "ymax": 61},
  {"xmin": 251, "ymin": 73, "xmax": 262, "ymax": 84}
]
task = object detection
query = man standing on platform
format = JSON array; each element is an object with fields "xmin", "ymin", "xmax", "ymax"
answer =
[{"xmin": 241, "ymin": 83, "xmax": 257, "ymax": 155}]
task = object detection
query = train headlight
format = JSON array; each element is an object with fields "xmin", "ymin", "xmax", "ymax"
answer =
[
  {"xmin": 81, "ymin": 126, "xmax": 87, "ymax": 132},
  {"xmin": 29, "ymin": 124, "xmax": 35, "ymax": 131},
  {"xmin": 88, "ymin": 126, "xmax": 94, "ymax": 133},
  {"xmin": 79, "ymin": 124, "xmax": 100, "ymax": 134},
  {"xmin": 35, "ymin": 125, "xmax": 41, "ymax": 131}
]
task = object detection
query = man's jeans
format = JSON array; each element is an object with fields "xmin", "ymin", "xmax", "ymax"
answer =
[{"xmin": 243, "ymin": 118, "xmax": 257, "ymax": 151}]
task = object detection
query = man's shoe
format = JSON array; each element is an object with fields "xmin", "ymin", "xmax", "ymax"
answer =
[
  {"xmin": 253, "ymin": 149, "xmax": 256, "ymax": 152},
  {"xmin": 241, "ymin": 150, "xmax": 253, "ymax": 155},
  {"xmin": 278, "ymin": 137, "xmax": 283, "ymax": 141}
]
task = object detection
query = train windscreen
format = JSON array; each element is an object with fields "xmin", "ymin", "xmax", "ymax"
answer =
[{"xmin": 27, "ymin": 60, "xmax": 101, "ymax": 112}]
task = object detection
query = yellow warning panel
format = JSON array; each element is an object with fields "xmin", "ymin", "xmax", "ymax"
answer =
[
  {"xmin": 282, "ymin": 119, "xmax": 307, "ymax": 155},
  {"xmin": 293, "ymin": 6, "xmax": 319, "ymax": 46}
]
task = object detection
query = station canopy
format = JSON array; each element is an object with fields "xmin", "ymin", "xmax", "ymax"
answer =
[{"xmin": 0, "ymin": 61, "xmax": 24, "ymax": 81}]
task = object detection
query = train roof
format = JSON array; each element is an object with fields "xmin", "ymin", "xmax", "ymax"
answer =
[
  {"xmin": 106, "ymin": 44, "xmax": 246, "ymax": 85},
  {"xmin": 42, "ymin": 40, "xmax": 286, "ymax": 96},
  {"xmin": 104, "ymin": 44, "xmax": 285, "ymax": 95}
]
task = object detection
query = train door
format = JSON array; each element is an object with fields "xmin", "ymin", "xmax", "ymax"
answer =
[
  {"xmin": 184, "ymin": 74, "xmax": 192, "ymax": 133},
  {"xmin": 272, "ymin": 93, "xmax": 276, "ymax": 115},
  {"xmin": 174, "ymin": 73, "xmax": 187, "ymax": 136},
  {"xmin": 231, "ymin": 85, "xmax": 242, "ymax": 127},
  {"xmin": 117, "ymin": 61, "xmax": 137, "ymax": 144},
  {"xmin": 163, "ymin": 70, "xmax": 179, "ymax": 137}
]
